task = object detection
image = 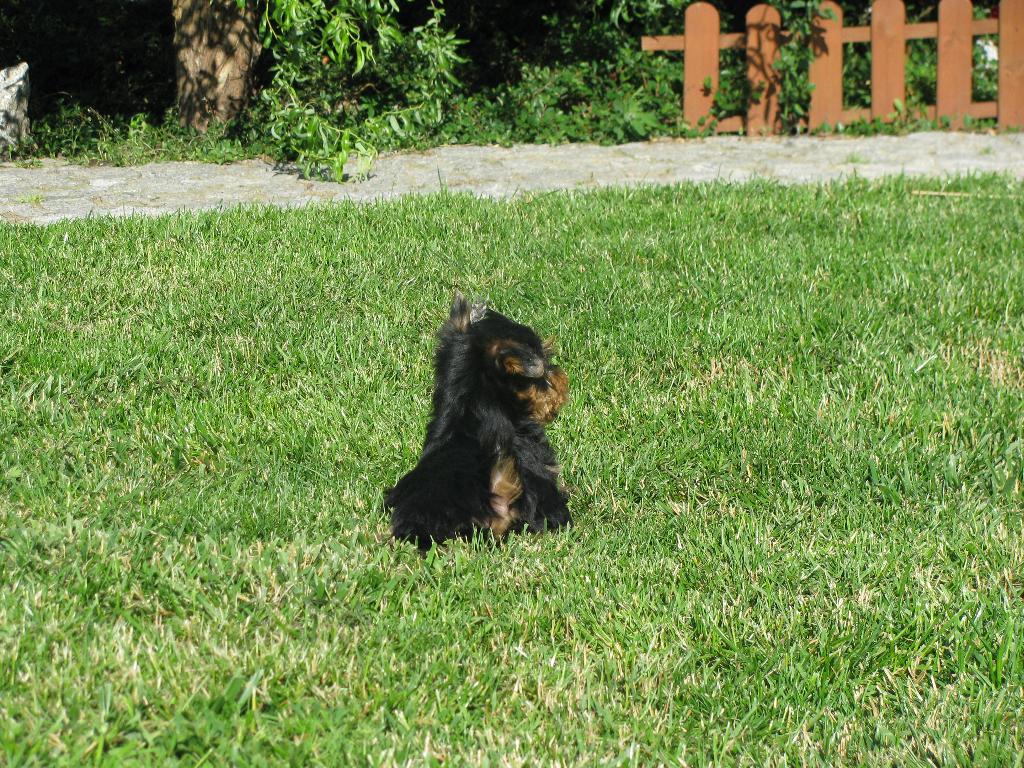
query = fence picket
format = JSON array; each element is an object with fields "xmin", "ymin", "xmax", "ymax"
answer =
[
  {"xmin": 684, "ymin": 3, "xmax": 720, "ymax": 128},
  {"xmin": 1000, "ymin": 0, "xmax": 1024, "ymax": 128},
  {"xmin": 937, "ymin": 0, "xmax": 973, "ymax": 128},
  {"xmin": 872, "ymin": 0, "xmax": 907, "ymax": 118},
  {"xmin": 809, "ymin": 2, "xmax": 844, "ymax": 129},
  {"xmin": 746, "ymin": 4, "xmax": 782, "ymax": 134}
]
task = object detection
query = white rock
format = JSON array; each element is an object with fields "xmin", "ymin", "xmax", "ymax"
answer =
[{"xmin": 0, "ymin": 62, "xmax": 30, "ymax": 150}]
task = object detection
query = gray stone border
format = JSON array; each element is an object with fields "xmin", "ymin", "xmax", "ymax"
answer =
[{"xmin": 2, "ymin": 131, "xmax": 1023, "ymax": 225}]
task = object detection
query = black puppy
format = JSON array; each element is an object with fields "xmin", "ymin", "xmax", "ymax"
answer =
[{"xmin": 386, "ymin": 293, "xmax": 570, "ymax": 549}]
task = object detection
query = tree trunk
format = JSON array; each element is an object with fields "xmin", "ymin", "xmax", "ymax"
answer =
[{"xmin": 171, "ymin": 0, "xmax": 262, "ymax": 132}]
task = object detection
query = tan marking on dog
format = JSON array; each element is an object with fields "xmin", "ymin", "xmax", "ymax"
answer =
[
  {"xmin": 484, "ymin": 455, "xmax": 522, "ymax": 537},
  {"xmin": 503, "ymin": 355, "xmax": 525, "ymax": 376},
  {"xmin": 516, "ymin": 366, "xmax": 569, "ymax": 423},
  {"xmin": 486, "ymin": 339, "xmax": 524, "ymax": 376}
]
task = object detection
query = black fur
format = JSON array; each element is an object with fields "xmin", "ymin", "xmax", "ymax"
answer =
[{"xmin": 386, "ymin": 293, "xmax": 570, "ymax": 549}]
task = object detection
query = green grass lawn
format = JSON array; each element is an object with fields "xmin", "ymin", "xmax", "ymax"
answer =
[{"xmin": 1, "ymin": 178, "xmax": 1023, "ymax": 765}]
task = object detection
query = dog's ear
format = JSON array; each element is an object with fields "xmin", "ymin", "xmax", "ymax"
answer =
[{"xmin": 446, "ymin": 291, "xmax": 471, "ymax": 333}]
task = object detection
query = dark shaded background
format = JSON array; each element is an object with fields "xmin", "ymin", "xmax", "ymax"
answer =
[
  {"xmin": 1, "ymin": 0, "xmax": 175, "ymax": 117},
  {"xmin": 0, "ymin": 0, "xmax": 999, "ymax": 120}
]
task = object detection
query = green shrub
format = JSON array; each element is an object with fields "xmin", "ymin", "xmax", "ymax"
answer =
[
  {"xmin": 249, "ymin": 0, "xmax": 464, "ymax": 178},
  {"xmin": 21, "ymin": 105, "xmax": 267, "ymax": 165}
]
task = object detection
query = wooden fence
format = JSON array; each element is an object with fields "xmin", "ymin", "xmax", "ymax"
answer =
[{"xmin": 641, "ymin": 0, "xmax": 1024, "ymax": 134}]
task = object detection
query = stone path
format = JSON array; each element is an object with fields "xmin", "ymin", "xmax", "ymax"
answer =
[{"xmin": 2, "ymin": 131, "xmax": 1023, "ymax": 225}]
